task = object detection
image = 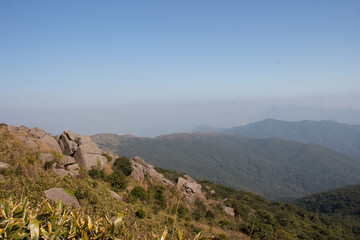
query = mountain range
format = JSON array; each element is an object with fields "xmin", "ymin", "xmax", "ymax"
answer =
[{"xmin": 193, "ymin": 119, "xmax": 360, "ymax": 158}]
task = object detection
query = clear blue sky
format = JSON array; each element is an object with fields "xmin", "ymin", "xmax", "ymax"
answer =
[{"xmin": 1, "ymin": 0, "xmax": 360, "ymax": 136}]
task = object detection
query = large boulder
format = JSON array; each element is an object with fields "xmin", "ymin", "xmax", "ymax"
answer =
[
  {"xmin": 40, "ymin": 135, "xmax": 62, "ymax": 152},
  {"xmin": 44, "ymin": 188, "xmax": 80, "ymax": 208},
  {"xmin": 59, "ymin": 130, "xmax": 79, "ymax": 156}
]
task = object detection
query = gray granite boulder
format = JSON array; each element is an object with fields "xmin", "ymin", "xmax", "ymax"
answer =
[{"xmin": 44, "ymin": 188, "xmax": 80, "ymax": 208}]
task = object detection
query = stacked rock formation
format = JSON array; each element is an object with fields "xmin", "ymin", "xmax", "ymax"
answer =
[{"xmin": 59, "ymin": 130, "xmax": 107, "ymax": 170}]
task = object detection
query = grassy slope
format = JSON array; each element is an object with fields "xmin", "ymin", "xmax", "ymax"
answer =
[{"xmin": 92, "ymin": 132, "xmax": 360, "ymax": 200}]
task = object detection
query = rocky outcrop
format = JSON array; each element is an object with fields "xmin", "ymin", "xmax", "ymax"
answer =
[
  {"xmin": 59, "ymin": 130, "xmax": 106, "ymax": 170},
  {"xmin": 44, "ymin": 188, "xmax": 80, "ymax": 208},
  {"xmin": 176, "ymin": 175, "xmax": 204, "ymax": 202},
  {"xmin": 6, "ymin": 125, "xmax": 61, "ymax": 152},
  {"xmin": 130, "ymin": 156, "xmax": 174, "ymax": 186},
  {"xmin": 5, "ymin": 125, "xmax": 108, "ymax": 175}
]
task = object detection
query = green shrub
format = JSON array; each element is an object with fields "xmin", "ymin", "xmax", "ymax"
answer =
[
  {"xmin": 130, "ymin": 186, "xmax": 148, "ymax": 201},
  {"xmin": 107, "ymin": 169, "xmax": 128, "ymax": 191},
  {"xmin": 192, "ymin": 199, "xmax": 206, "ymax": 220},
  {"xmin": 43, "ymin": 161, "xmax": 54, "ymax": 170},
  {"xmin": 177, "ymin": 205, "xmax": 188, "ymax": 219},
  {"xmin": 153, "ymin": 186, "xmax": 167, "ymax": 210},
  {"xmin": 206, "ymin": 210, "xmax": 215, "ymax": 221},
  {"xmin": 136, "ymin": 208, "xmax": 146, "ymax": 218},
  {"xmin": 113, "ymin": 156, "xmax": 133, "ymax": 176},
  {"xmin": 102, "ymin": 153, "xmax": 112, "ymax": 162},
  {"xmin": 88, "ymin": 167, "xmax": 105, "ymax": 180}
]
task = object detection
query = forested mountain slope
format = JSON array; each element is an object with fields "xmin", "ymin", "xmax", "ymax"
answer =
[{"xmin": 92, "ymin": 132, "xmax": 360, "ymax": 200}]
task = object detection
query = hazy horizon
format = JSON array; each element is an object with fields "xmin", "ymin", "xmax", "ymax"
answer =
[{"xmin": 1, "ymin": 1, "xmax": 359, "ymax": 137}]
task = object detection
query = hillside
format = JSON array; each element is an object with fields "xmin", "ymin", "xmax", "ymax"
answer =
[
  {"xmin": 294, "ymin": 184, "xmax": 360, "ymax": 221},
  {"xmin": 92, "ymin": 132, "xmax": 360, "ymax": 200},
  {"xmin": 3, "ymin": 124, "xmax": 360, "ymax": 239},
  {"xmin": 2, "ymin": 124, "xmax": 360, "ymax": 239},
  {"xmin": 222, "ymin": 119, "xmax": 360, "ymax": 158}
]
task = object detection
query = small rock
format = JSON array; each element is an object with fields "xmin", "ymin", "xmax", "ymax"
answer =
[
  {"xmin": 44, "ymin": 188, "xmax": 80, "ymax": 208},
  {"xmin": 53, "ymin": 169, "xmax": 70, "ymax": 178},
  {"xmin": 109, "ymin": 190, "xmax": 123, "ymax": 201},
  {"xmin": 66, "ymin": 163, "xmax": 79, "ymax": 171},
  {"xmin": 59, "ymin": 156, "xmax": 76, "ymax": 167},
  {"xmin": 0, "ymin": 161, "xmax": 10, "ymax": 170},
  {"xmin": 39, "ymin": 153, "xmax": 53, "ymax": 164},
  {"xmin": 224, "ymin": 206, "xmax": 235, "ymax": 217}
]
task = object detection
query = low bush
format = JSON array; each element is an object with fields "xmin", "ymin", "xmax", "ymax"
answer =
[{"xmin": 113, "ymin": 156, "xmax": 133, "ymax": 176}]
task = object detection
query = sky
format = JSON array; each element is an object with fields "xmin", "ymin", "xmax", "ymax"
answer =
[{"xmin": 1, "ymin": 0, "xmax": 360, "ymax": 136}]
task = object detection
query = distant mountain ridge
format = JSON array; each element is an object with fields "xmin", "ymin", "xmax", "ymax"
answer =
[
  {"xmin": 92, "ymin": 132, "xmax": 360, "ymax": 200},
  {"xmin": 255, "ymin": 105, "xmax": 360, "ymax": 125},
  {"xmin": 222, "ymin": 119, "xmax": 360, "ymax": 158}
]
